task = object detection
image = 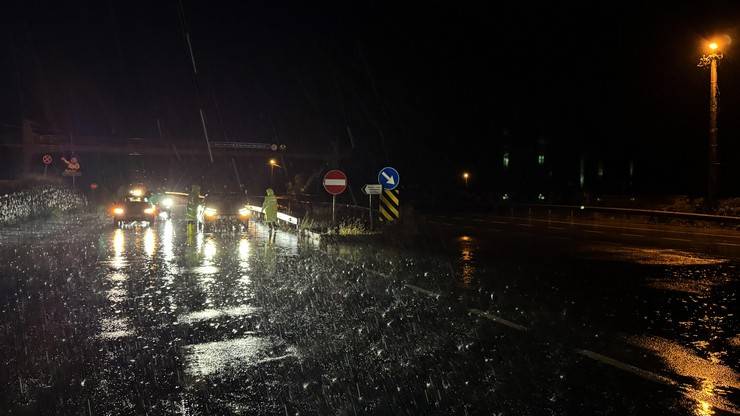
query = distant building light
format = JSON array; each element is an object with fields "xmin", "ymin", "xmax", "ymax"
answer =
[
  {"xmin": 538, "ymin": 193, "xmax": 545, "ymax": 200},
  {"xmin": 502, "ymin": 193, "xmax": 510, "ymax": 200},
  {"xmin": 503, "ymin": 152, "xmax": 510, "ymax": 169},
  {"xmin": 537, "ymin": 154, "xmax": 545, "ymax": 166},
  {"xmin": 597, "ymin": 161, "xmax": 604, "ymax": 177}
]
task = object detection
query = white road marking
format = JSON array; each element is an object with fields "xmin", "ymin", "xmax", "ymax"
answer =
[
  {"xmin": 468, "ymin": 308, "xmax": 528, "ymax": 332},
  {"xmin": 576, "ymin": 349, "xmax": 677, "ymax": 386},
  {"xmin": 716, "ymin": 242, "xmax": 740, "ymax": 247},
  {"xmin": 404, "ymin": 284, "xmax": 440, "ymax": 297},
  {"xmin": 660, "ymin": 237, "xmax": 691, "ymax": 242}
]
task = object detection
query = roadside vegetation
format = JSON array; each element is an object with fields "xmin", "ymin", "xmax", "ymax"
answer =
[{"xmin": 0, "ymin": 185, "xmax": 86, "ymax": 226}]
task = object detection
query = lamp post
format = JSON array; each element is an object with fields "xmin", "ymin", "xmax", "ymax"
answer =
[
  {"xmin": 463, "ymin": 172, "xmax": 470, "ymax": 188},
  {"xmin": 698, "ymin": 40, "xmax": 724, "ymax": 209}
]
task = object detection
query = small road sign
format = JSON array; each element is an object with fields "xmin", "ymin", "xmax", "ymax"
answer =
[
  {"xmin": 379, "ymin": 189, "xmax": 400, "ymax": 222},
  {"xmin": 323, "ymin": 169, "xmax": 348, "ymax": 195},
  {"xmin": 378, "ymin": 167, "xmax": 400, "ymax": 190},
  {"xmin": 42, "ymin": 154, "xmax": 53, "ymax": 165},
  {"xmin": 363, "ymin": 184, "xmax": 382, "ymax": 195}
]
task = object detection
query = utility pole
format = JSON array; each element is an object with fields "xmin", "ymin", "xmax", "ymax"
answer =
[{"xmin": 698, "ymin": 41, "xmax": 724, "ymax": 210}]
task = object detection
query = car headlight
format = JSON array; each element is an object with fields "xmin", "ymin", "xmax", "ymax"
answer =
[
  {"xmin": 238, "ymin": 207, "xmax": 250, "ymax": 217},
  {"xmin": 144, "ymin": 207, "xmax": 155, "ymax": 215},
  {"xmin": 205, "ymin": 207, "xmax": 218, "ymax": 217},
  {"xmin": 113, "ymin": 207, "xmax": 124, "ymax": 215},
  {"xmin": 161, "ymin": 197, "xmax": 173, "ymax": 208}
]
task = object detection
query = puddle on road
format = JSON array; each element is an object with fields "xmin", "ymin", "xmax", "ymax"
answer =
[
  {"xmin": 182, "ymin": 336, "xmax": 270, "ymax": 378},
  {"xmin": 627, "ymin": 335, "xmax": 740, "ymax": 415},
  {"xmin": 99, "ymin": 317, "xmax": 134, "ymax": 339},
  {"xmin": 177, "ymin": 305, "xmax": 260, "ymax": 324},
  {"xmin": 579, "ymin": 245, "xmax": 727, "ymax": 266}
]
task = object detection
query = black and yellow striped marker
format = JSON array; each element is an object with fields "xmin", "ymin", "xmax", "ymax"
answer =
[{"xmin": 379, "ymin": 189, "xmax": 399, "ymax": 222}]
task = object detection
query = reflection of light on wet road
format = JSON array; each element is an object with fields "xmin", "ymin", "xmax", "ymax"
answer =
[
  {"xmin": 695, "ymin": 380, "xmax": 716, "ymax": 416},
  {"xmin": 458, "ymin": 235, "xmax": 476, "ymax": 287},
  {"xmin": 627, "ymin": 335, "xmax": 739, "ymax": 414},
  {"xmin": 162, "ymin": 220, "xmax": 174, "ymax": 262},
  {"xmin": 239, "ymin": 237, "xmax": 250, "ymax": 260},
  {"xmin": 203, "ymin": 238, "xmax": 217, "ymax": 261},
  {"xmin": 178, "ymin": 305, "xmax": 259, "ymax": 324},
  {"xmin": 183, "ymin": 336, "xmax": 268, "ymax": 378},
  {"xmin": 580, "ymin": 245, "xmax": 727, "ymax": 265},
  {"xmin": 144, "ymin": 227, "xmax": 156, "ymax": 257},
  {"xmin": 111, "ymin": 229, "xmax": 125, "ymax": 269},
  {"xmin": 274, "ymin": 229, "xmax": 298, "ymax": 255}
]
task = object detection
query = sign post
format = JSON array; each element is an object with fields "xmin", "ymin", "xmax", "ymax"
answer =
[
  {"xmin": 363, "ymin": 184, "xmax": 382, "ymax": 230},
  {"xmin": 61, "ymin": 156, "xmax": 81, "ymax": 187},
  {"xmin": 42, "ymin": 154, "xmax": 52, "ymax": 177},
  {"xmin": 323, "ymin": 169, "xmax": 348, "ymax": 224}
]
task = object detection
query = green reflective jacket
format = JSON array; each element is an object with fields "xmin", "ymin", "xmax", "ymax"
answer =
[{"xmin": 262, "ymin": 189, "xmax": 278, "ymax": 223}]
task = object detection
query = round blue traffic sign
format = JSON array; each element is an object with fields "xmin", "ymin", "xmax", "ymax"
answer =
[{"xmin": 377, "ymin": 166, "xmax": 400, "ymax": 190}]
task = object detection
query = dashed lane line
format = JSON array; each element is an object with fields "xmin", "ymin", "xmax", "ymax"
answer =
[
  {"xmin": 575, "ymin": 349, "xmax": 677, "ymax": 386},
  {"xmin": 468, "ymin": 308, "xmax": 528, "ymax": 332},
  {"xmin": 328, "ymin": 250, "xmax": 691, "ymax": 399},
  {"xmin": 404, "ymin": 283, "xmax": 440, "ymax": 297},
  {"xmin": 404, "ymin": 282, "xmax": 682, "ymax": 391}
]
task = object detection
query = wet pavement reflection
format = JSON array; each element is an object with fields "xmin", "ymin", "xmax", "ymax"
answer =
[{"xmin": 1, "ymin": 214, "xmax": 737, "ymax": 415}]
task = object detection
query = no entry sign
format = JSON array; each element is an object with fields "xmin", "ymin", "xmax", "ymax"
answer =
[
  {"xmin": 323, "ymin": 169, "xmax": 347, "ymax": 195},
  {"xmin": 42, "ymin": 154, "xmax": 53, "ymax": 165}
]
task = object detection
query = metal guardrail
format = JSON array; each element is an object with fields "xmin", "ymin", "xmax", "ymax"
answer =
[
  {"xmin": 506, "ymin": 203, "xmax": 740, "ymax": 224},
  {"xmin": 245, "ymin": 204, "xmax": 300, "ymax": 227}
]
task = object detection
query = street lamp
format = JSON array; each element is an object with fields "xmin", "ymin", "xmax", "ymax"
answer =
[
  {"xmin": 268, "ymin": 159, "xmax": 280, "ymax": 184},
  {"xmin": 698, "ymin": 38, "xmax": 727, "ymax": 209},
  {"xmin": 462, "ymin": 172, "xmax": 470, "ymax": 188}
]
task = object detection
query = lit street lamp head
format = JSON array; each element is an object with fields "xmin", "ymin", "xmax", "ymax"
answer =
[
  {"xmin": 708, "ymin": 42, "xmax": 719, "ymax": 51},
  {"xmin": 463, "ymin": 172, "xmax": 469, "ymax": 179}
]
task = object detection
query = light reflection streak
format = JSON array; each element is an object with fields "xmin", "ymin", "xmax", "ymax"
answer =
[
  {"xmin": 144, "ymin": 227, "xmax": 156, "ymax": 257},
  {"xmin": 239, "ymin": 237, "xmax": 250, "ymax": 261},
  {"xmin": 458, "ymin": 235, "xmax": 475, "ymax": 287},
  {"xmin": 111, "ymin": 229, "xmax": 125, "ymax": 269},
  {"xmin": 694, "ymin": 380, "xmax": 716, "ymax": 416},
  {"xmin": 162, "ymin": 220, "xmax": 174, "ymax": 262},
  {"xmin": 204, "ymin": 238, "xmax": 217, "ymax": 261}
]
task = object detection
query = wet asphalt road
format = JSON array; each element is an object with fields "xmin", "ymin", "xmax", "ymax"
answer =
[{"xmin": 0, "ymin": 213, "xmax": 738, "ymax": 415}]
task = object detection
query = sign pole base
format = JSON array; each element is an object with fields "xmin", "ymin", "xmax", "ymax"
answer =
[{"xmin": 332, "ymin": 195, "xmax": 336, "ymax": 224}]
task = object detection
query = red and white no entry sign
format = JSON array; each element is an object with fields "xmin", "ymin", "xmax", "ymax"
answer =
[
  {"xmin": 42, "ymin": 154, "xmax": 53, "ymax": 165},
  {"xmin": 323, "ymin": 169, "xmax": 347, "ymax": 195}
]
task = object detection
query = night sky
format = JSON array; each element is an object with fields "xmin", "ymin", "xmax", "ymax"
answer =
[{"xmin": 2, "ymin": 1, "xmax": 739, "ymax": 197}]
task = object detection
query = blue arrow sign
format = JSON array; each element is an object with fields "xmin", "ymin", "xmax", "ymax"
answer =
[{"xmin": 377, "ymin": 167, "xmax": 400, "ymax": 190}]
